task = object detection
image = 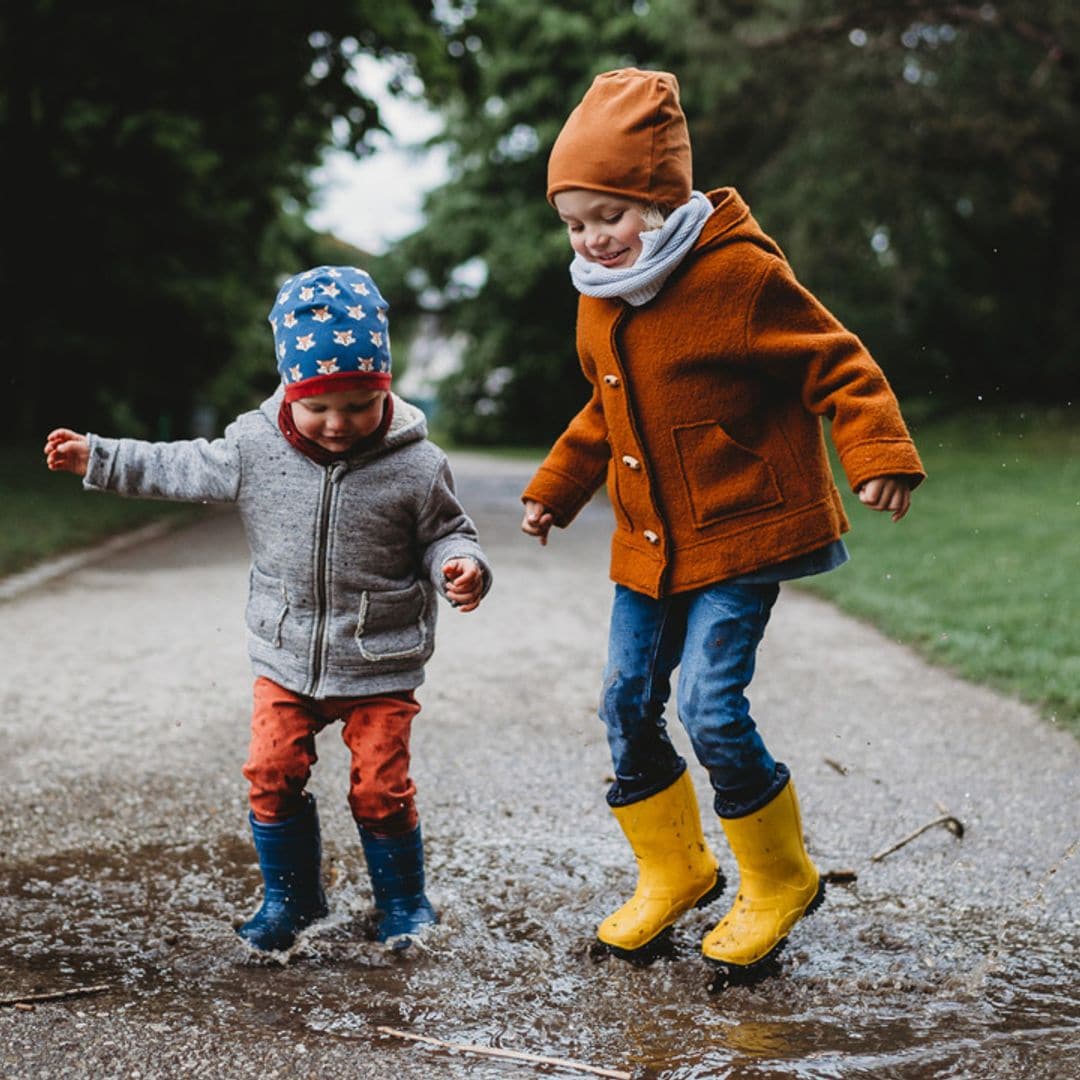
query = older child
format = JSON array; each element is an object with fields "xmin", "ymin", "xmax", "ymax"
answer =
[
  {"xmin": 521, "ymin": 69, "xmax": 924, "ymax": 981},
  {"xmin": 46, "ymin": 265, "xmax": 491, "ymax": 953}
]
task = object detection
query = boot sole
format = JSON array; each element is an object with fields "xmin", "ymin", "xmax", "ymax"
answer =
[
  {"xmin": 694, "ymin": 872, "xmax": 728, "ymax": 910},
  {"xmin": 705, "ymin": 878, "xmax": 826, "ymax": 991},
  {"xmin": 592, "ymin": 869, "xmax": 728, "ymax": 965}
]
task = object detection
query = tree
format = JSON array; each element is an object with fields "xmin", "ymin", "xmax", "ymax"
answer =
[
  {"xmin": 380, "ymin": 0, "xmax": 689, "ymax": 445},
  {"xmin": 3, "ymin": 0, "xmax": 447, "ymax": 440},
  {"xmin": 677, "ymin": 1, "xmax": 1080, "ymax": 408},
  {"xmin": 388, "ymin": 0, "xmax": 1079, "ymax": 444}
]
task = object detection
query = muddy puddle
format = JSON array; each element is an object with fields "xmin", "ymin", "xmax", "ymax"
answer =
[{"xmin": 2, "ymin": 830, "xmax": 1077, "ymax": 1079}]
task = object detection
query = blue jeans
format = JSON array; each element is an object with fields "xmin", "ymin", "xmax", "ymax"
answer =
[{"xmin": 600, "ymin": 582, "xmax": 789, "ymax": 818}]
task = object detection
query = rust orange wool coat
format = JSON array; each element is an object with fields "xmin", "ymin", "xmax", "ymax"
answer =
[{"xmin": 523, "ymin": 187, "xmax": 926, "ymax": 599}]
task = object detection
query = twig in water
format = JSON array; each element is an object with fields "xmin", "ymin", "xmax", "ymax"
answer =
[
  {"xmin": 822, "ymin": 867, "xmax": 858, "ymax": 883},
  {"xmin": 871, "ymin": 814, "xmax": 965, "ymax": 862},
  {"xmin": 376, "ymin": 1026, "xmax": 632, "ymax": 1079},
  {"xmin": 0, "ymin": 984, "xmax": 110, "ymax": 1008}
]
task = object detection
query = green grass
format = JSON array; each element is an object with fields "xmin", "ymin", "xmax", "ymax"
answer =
[
  {"xmin": 797, "ymin": 408, "xmax": 1079, "ymax": 733},
  {"xmin": 2, "ymin": 446, "xmax": 203, "ymax": 579}
]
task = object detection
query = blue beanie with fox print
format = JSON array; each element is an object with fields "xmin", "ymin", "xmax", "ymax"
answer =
[{"xmin": 269, "ymin": 266, "xmax": 392, "ymax": 402}]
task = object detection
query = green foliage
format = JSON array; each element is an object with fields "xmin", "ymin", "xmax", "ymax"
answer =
[
  {"xmin": 386, "ymin": 0, "xmax": 1080, "ymax": 443},
  {"xmin": 377, "ymin": 0, "xmax": 686, "ymax": 445},
  {"xmin": 3, "ymin": 0, "xmax": 446, "ymax": 441},
  {"xmin": 684, "ymin": 0, "xmax": 1080, "ymax": 408},
  {"xmin": 6, "ymin": 2, "xmax": 1077, "ymax": 446}
]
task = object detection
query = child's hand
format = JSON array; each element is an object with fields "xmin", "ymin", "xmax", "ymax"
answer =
[
  {"xmin": 521, "ymin": 500, "xmax": 555, "ymax": 545},
  {"xmin": 44, "ymin": 429, "xmax": 90, "ymax": 477},
  {"xmin": 858, "ymin": 476, "xmax": 912, "ymax": 522},
  {"xmin": 442, "ymin": 558, "xmax": 484, "ymax": 612}
]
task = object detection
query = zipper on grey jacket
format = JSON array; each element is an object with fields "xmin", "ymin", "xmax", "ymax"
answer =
[{"xmin": 309, "ymin": 461, "xmax": 346, "ymax": 695}]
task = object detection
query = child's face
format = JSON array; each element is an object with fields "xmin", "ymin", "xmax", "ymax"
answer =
[
  {"xmin": 554, "ymin": 190, "xmax": 653, "ymax": 269},
  {"xmin": 290, "ymin": 389, "xmax": 386, "ymax": 452}
]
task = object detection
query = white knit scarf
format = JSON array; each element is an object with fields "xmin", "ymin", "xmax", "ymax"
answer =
[{"xmin": 568, "ymin": 191, "xmax": 713, "ymax": 306}]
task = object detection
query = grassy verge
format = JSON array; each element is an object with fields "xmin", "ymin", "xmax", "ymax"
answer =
[
  {"xmin": 2, "ymin": 445, "xmax": 203, "ymax": 579},
  {"xmin": 798, "ymin": 407, "xmax": 1079, "ymax": 734}
]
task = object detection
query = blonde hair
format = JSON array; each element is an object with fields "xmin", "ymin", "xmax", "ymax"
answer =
[{"xmin": 639, "ymin": 203, "xmax": 673, "ymax": 230}]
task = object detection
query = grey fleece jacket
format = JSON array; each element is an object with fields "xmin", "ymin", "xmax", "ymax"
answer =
[{"xmin": 83, "ymin": 390, "xmax": 491, "ymax": 698}]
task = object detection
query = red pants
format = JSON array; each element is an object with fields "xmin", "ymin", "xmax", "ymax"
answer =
[{"xmin": 243, "ymin": 676, "xmax": 420, "ymax": 834}]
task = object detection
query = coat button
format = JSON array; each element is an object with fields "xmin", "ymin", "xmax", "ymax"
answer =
[
  {"xmin": 643, "ymin": 530, "xmax": 660, "ymax": 545},
  {"xmin": 603, "ymin": 374, "xmax": 621, "ymax": 387},
  {"xmin": 621, "ymin": 454, "xmax": 641, "ymax": 470}
]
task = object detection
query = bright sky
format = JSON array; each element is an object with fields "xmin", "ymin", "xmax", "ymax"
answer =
[{"xmin": 306, "ymin": 57, "xmax": 448, "ymax": 256}]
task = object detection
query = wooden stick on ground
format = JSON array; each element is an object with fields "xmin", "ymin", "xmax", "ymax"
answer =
[
  {"xmin": 376, "ymin": 1026, "xmax": 632, "ymax": 1079},
  {"xmin": 871, "ymin": 813, "xmax": 965, "ymax": 862},
  {"xmin": 0, "ymin": 984, "xmax": 111, "ymax": 1008}
]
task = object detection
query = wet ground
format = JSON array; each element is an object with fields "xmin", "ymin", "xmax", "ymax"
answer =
[{"xmin": 1, "ymin": 452, "xmax": 1077, "ymax": 1079}]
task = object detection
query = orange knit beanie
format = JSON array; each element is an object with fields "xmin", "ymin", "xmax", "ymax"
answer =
[{"xmin": 547, "ymin": 68, "xmax": 692, "ymax": 208}]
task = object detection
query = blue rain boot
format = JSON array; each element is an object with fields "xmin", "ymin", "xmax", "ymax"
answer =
[
  {"xmin": 358, "ymin": 824, "xmax": 438, "ymax": 949},
  {"xmin": 237, "ymin": 794, "xmax": 329, "ymax": 952}
]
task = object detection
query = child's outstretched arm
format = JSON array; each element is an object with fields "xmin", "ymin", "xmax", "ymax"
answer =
[
  {"xmin": 858, "ymin": 475, "xmax": 912, "ymax": 522},
  {"xmin": 48, "ymin": 426, "xmax": 243, "ymax": 504},
  {"xmin": 520, "ymin": 500, "xmax": 555, "ymax": 545},
  {"xmin": 442, "ymin": 558, "xmax": 485, "ymax": 612},
  {"xmin": 44, "ymin": 429, "xmax": 90, "ymax": 476}
]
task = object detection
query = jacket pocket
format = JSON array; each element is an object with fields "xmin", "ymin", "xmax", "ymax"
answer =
[
  {"xmin": 355, "ymin": 582, "xmax": 429, "ymax": 661},
  {"xmin": 606, "ymin": 464, "xmax": 634, "ymax": 532},
  {"xmin": 247, "ymin": 566, "xmax": 288, "ymax": 647},
  {"xmin": 673, "ymin": 421, "xmax": 783, "ymax": 527}
]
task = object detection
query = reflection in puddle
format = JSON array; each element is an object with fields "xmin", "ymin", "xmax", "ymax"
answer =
[{"xmin": 1, "ymin": 835, "xmax": 1077, "ymax": 1078}]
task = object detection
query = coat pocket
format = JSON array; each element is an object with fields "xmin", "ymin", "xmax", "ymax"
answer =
[
  {"xmin": 246, "ymin": 566, "xmax": 288, "ymax": 647},
  {"xmin": 672, "ymin": 421, "xmax": 783, "ymax": 527},
  {"xmin": 606, "ymin": 464, "xmax": 634, "ymax": 532},
  {"xmin": 355, "ymin": 581, "xmax": 429, "ymax": 661}
]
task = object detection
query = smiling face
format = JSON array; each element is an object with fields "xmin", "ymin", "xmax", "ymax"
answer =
[
  {"xmin": 553, "ymin": 189, "xmax": 654, "ymax": 270},
  {"xmin": 289, "ymin": 389, "xmax": 386, "ymax": 452}
]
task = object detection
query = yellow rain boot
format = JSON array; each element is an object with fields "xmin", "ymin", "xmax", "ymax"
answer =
[
  {"xmin": 597, "ymin": 770, "xmax": 724, "ymax": 958},
  {"xmin": 701, "ymin": 779, "xmax": 823, "ymax": 978}
]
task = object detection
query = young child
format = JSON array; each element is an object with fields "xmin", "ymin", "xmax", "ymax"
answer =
[
  {"xmin": 521, "ymin": 69, "xmax": 925, "ymax": 981},
  {"xmin": 46, "ymin": 265, "xmax": 491, "ymax": 953}
]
